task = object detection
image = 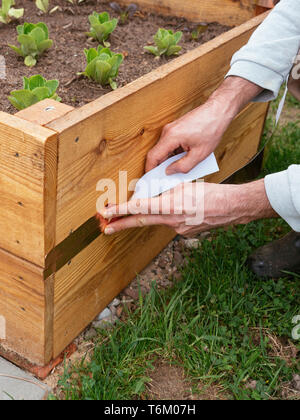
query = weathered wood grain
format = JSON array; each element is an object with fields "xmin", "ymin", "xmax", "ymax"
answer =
[
  {"xmin": 119, "ymin": 0, "xmax": 256, "ymax": 26},
  {"xmin": 0, "ymin": 248, "xmax": 53, "ymax": 365},
  {"xmin": 16, "ymin": 99, "xmax": 74, "ymax": 127},
  {"xmin": 0, "ymin": 113, "xmax": 57, "ymax": 267}
]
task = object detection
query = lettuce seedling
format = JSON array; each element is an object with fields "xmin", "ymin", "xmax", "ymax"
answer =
[
  {"xmin": 8, "ymin": 74, "xmax": 61, "ymax": 110},
  {"xmin": 35, "ymin": 0, "xmax": 49, "ymax": 14},
  {"xmin": 109, "ymin": 2, "xmax": 138, "ymax": 25},
  {"xmin": 9, "ymin": 22, "xmax": 53, "ymax": 67},
  {"xmin": 81, "ymin": 46, "xmax": 123, "ymax": 89},
  {"xmin": 0, "ymin": 0, "xmax": 24, "ymax": 24},
  {"xmin": 35, "ymin": 0, "xmax": 60, "ymax": 14},
  {"xmin": 86, "ymin": 11, "xmax": 118, "ymax": 46},
  {"xmin": 144, "ymin": 28, "xmax": 183, "ymax": 57}
]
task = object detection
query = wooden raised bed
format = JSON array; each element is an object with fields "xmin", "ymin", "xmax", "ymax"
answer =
[{"xmin": 0, "ymin": 1, "xmax": 271, "ymax": 374}]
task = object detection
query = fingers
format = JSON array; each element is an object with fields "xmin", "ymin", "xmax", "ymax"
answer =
[
  {"xmin": 166, "ymin": 150, "xmax": 205, "ymax": 175},
  {"xmin": 99, "ymin": 197, "xmax": 161, "ymax": 219},
  {"xmin": 104, "ymin": 214, "xmax": 169, "ymax": 235},
  {"xmin": 145, "ymin": 143, "xmax": 170, "ymax": 173},
  {"xmin": 145, "ymin": 125, "xmax": 179, "ymax": 173}
]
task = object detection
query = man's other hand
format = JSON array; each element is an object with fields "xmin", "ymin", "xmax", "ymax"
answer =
[
  {"xmin": 146, "ymin": 77, "xmax": 263, "ymax": 175},
  {"xmin": 100, "ymin": 179, "xmax": 277, "ymax": 237}
]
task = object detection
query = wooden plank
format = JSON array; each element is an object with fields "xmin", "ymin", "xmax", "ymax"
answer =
[
  {"xmin": 120, "ymin": 0, "xmax": 255, "ymax": 26},
  {"xmin": 0, "ymin": 113, "xmax": 58, "ymax": 267},
  {"xmin": 15, "ymin": 100, "xmax": 74, "ymax": 265},
  {"xmin": 53, "ymin": 224, "xmax": 174, "ymax": 357},
  {"xmin": 16, "ymin": 99, "xmax": 74, "ymax": 127},
  {"xmin": 46, "ymin": 13, "xmax": 268, "ymax": 246},
  {"xmin": 0, "ymin": 248, "xmax": 53, "ymax": 365},
  {"xmin": 44, "ymin": 216, "xmax": 100, "ymax": 279}
]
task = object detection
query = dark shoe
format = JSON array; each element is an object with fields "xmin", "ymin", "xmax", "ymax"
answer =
[{"xmin": 248, "ymin": 231, "xmax": 300, "ymax": 278}]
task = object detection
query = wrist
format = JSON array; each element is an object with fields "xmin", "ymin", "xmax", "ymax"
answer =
[
  {"xmin": 208, "ymin": 76, "xmax": 263, "ymax": 118},
  {"xmin": 205, "ymin": 87, "xmax": 238, "ymax": 125}
]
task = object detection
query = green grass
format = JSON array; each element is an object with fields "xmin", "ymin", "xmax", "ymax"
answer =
[
  {"xmin": 271, "ymin": 88, "xmax": 300, "ymax": 113},
  {"xmin": 56, "ymin": 221, "xmax": 299, "ymax": 400},
  {"xmin": 262, "ymin": 122, "xmax": 300, "ymax": 175},
  {"xmin": 286, "ymin": 92, "xmax": 300, "ymax": 109},
  {"xmin": 53, "ymin": 98, "xmax": 300, "ymax": 401}
]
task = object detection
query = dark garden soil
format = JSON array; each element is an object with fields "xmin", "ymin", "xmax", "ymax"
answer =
[{"xmin": 0, "ymin": 0, "xmax": 231, "ymax": 113}]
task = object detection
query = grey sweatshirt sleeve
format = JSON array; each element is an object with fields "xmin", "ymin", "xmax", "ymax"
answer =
[
  {"xmin": 265, "ymin": 166, "xmax": 300, "ymax": 232},
  {"xmin": 226, "ymin": 0, "xmax": 300, "ymax": 102},
  {"xmin": 226, "ymin": 0, "xmax": 300, "ymax": 232}
]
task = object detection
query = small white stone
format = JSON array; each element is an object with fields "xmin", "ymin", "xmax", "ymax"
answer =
[
  {"xmin": 110, "ymin": 298, "xmax": 120, "ymax": 307},
  {"xmin": 184, "ymin": 238, "xmax": 201, "ymax": 250},
  {"xmin": 109, "ymin": 305, "xmax": 117, "ymax": 316},
  {"xmin": 97, "ymin": 307, "xmax": 112, "ymax": 321}
]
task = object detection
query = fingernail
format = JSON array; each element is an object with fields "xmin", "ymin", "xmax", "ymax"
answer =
[{"xmin": 104, "ymin": 227, "xmax": 115, "ymax": 235}]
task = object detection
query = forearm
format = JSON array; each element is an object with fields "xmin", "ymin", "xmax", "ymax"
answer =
[{"xmin": 202, "ymin": 179, "xmax": 278, "ymax": 233}]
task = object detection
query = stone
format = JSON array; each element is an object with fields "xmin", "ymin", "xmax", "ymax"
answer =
[
  {"xmin": 110, "ymin": 298, "xmax": 120, "ymax": 307},
  {"xmin": 199, "ymin": 232, "xmax": 211, "ymax": 239},
  {"xmin": 93, "ymin": 315, "xmax": 118, "ymax": 330},
  {"xmin": 291, "ymin": 374, "xmax": 300, "ymax": 391},
  {"xmin": 96, "ymin": 307, "xmax": 112, "ymax": 321},
  {"xmin": 0, "ymin": 357, "xmax": 50, "ymax": 400},
  {"xmin": 184, "ymin": 238, "xmax": 201, "ymax": 250},
  {"xmin": 109, "ymin": 305, "xmax": 117, "ymax": 316}
]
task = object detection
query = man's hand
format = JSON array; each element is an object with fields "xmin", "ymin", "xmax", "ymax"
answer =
[
  {"xmin": 146, "ymin": 77, "xmax": 263, "ymax": 175},
  {"xmin": 146, "ymin": 101, "xmax": 231, "ymax": 176},
  {"xmin": 100, "ymin": 179, "xmax": 278, "ymax": 237}
]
